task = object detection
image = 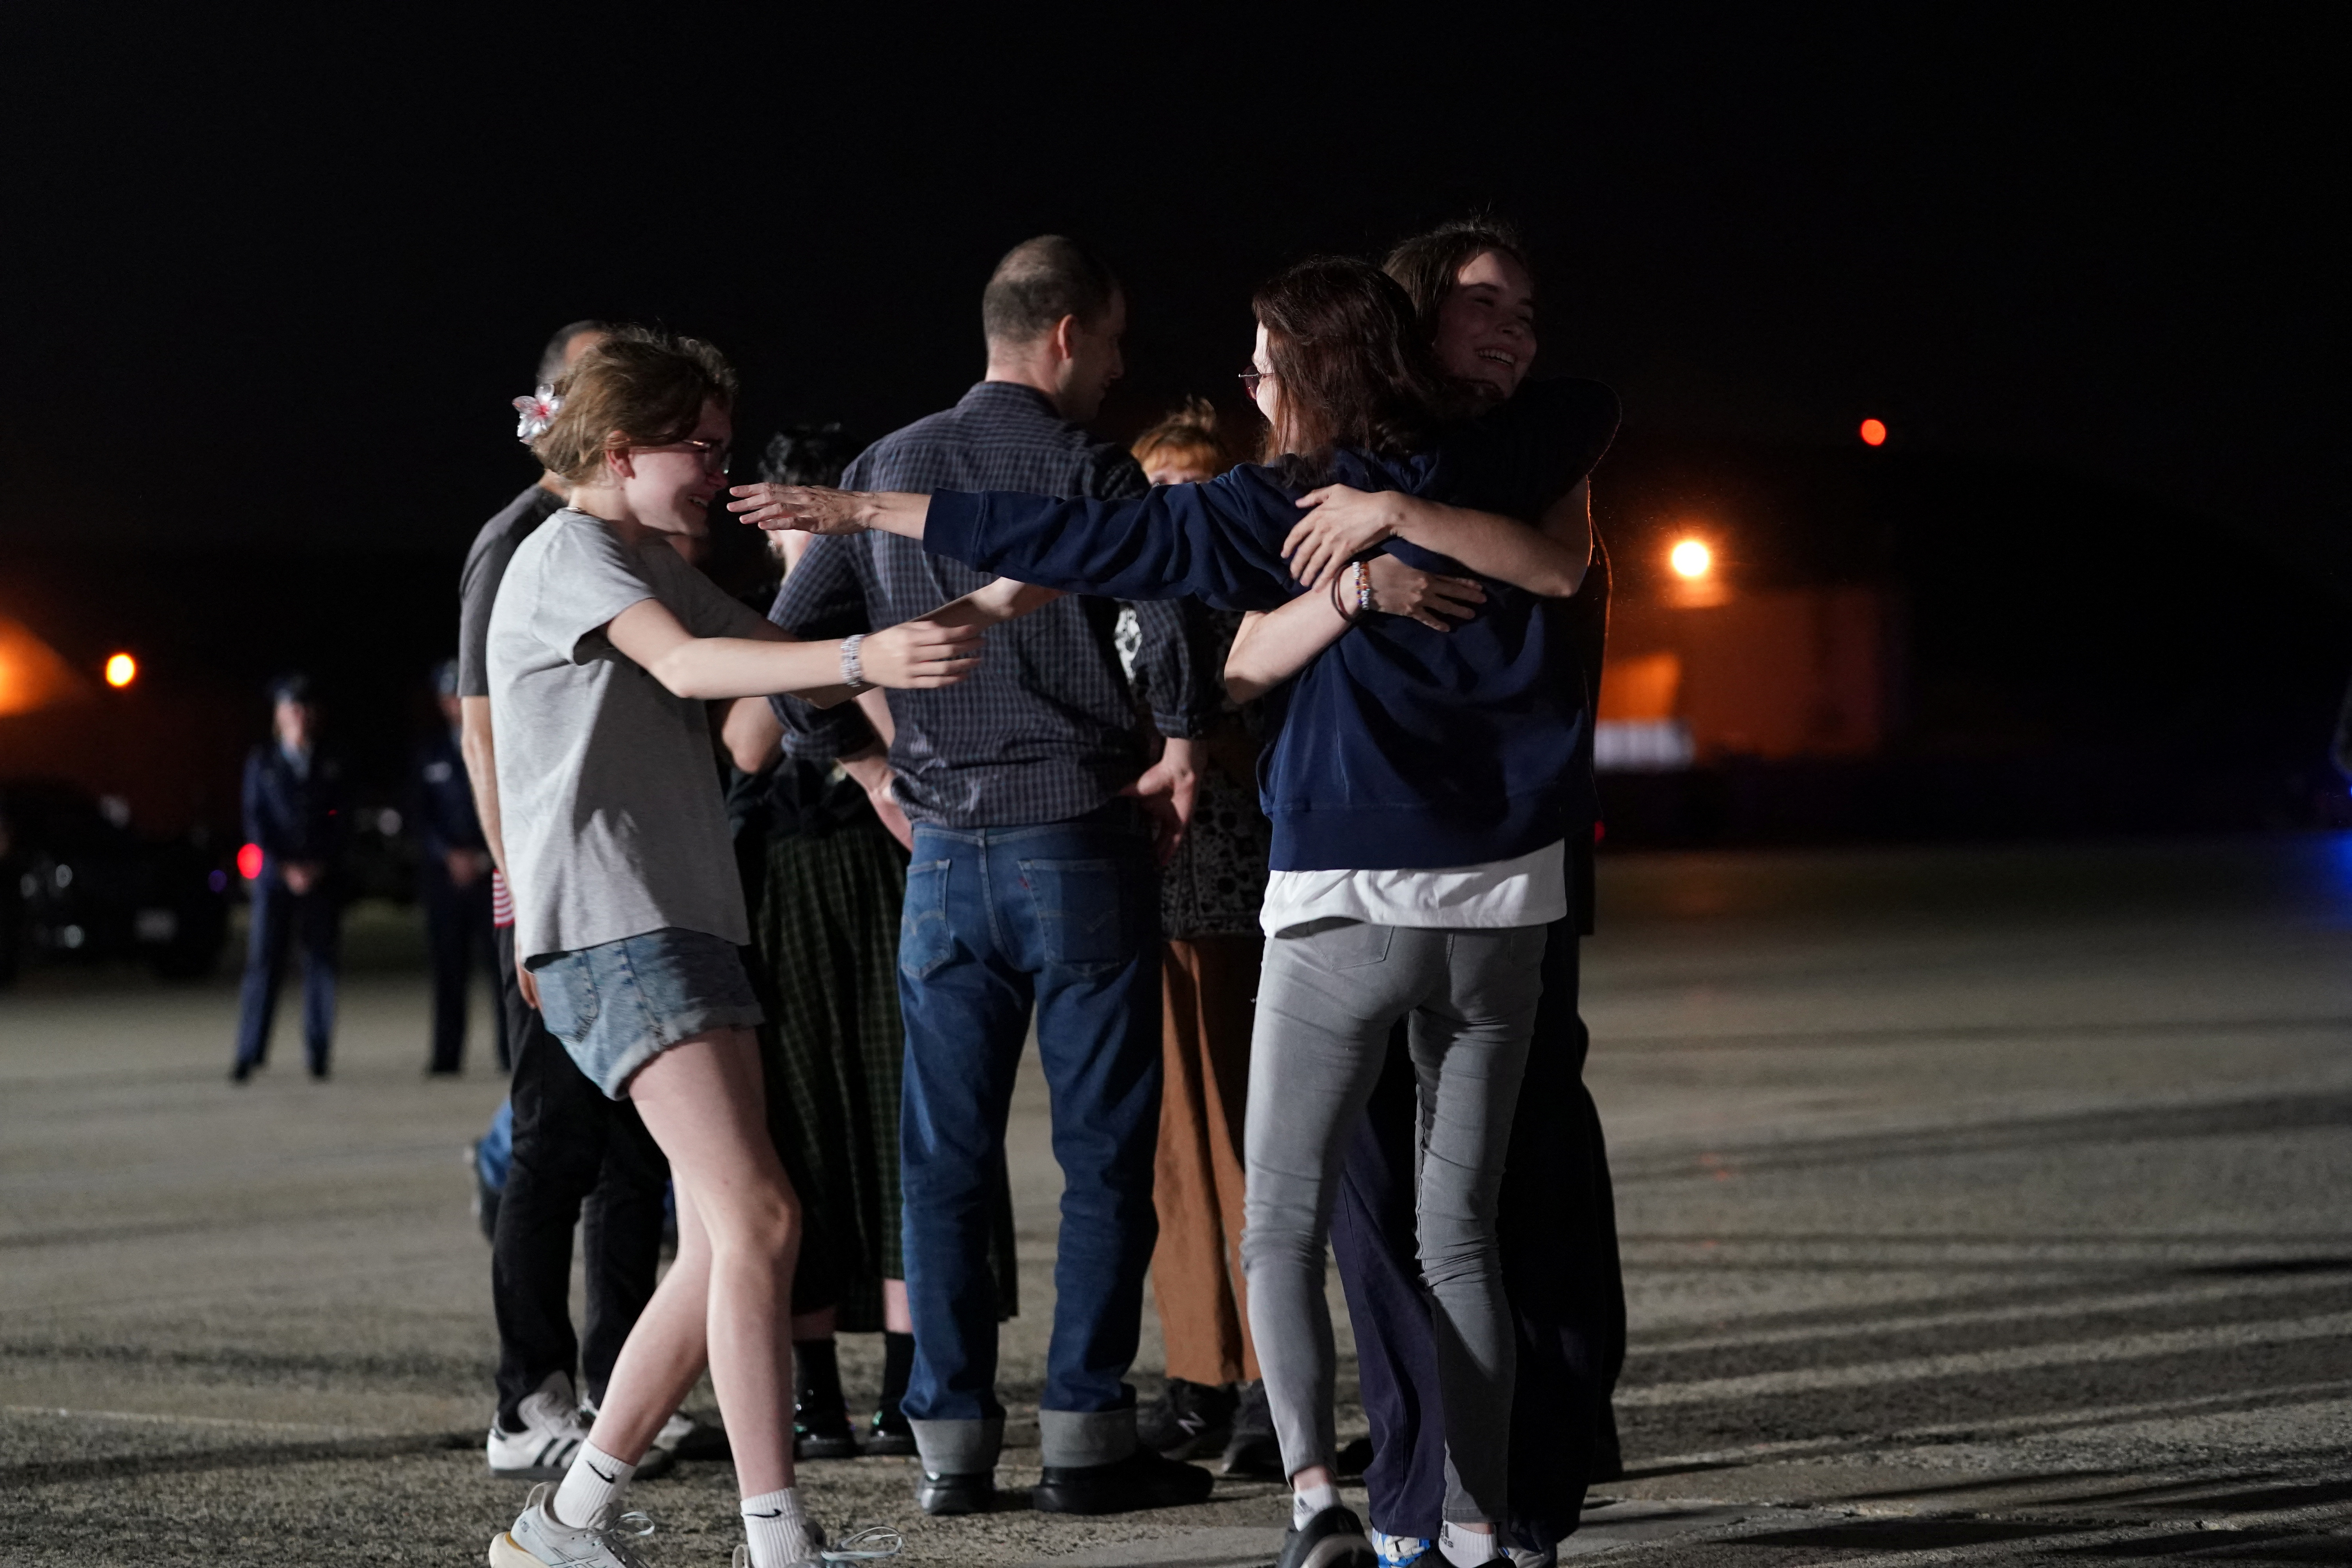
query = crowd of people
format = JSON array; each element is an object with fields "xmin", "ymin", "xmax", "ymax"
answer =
[{"xmin": 239, "ymin": 218, "xmax": 1626, "ymax": 1568}]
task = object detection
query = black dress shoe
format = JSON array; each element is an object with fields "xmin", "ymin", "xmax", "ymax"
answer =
[
  {"xmin": 795, "ymin": 1390, "xmax": 861, "ymax": 1459},
  {"xmin": 1032, "ymin": 1446, "xmax": 1213, "ymax": 1515},
  {"xmin": 914, "ymin": 1468, "xmax": 996, "ymax": 1515},
  {"xmin": 1275, "ymin": 1503, "xmax": 1376, "ymax": 1568},
  {"xmin": 795, "ymin": 1420, "xmax": 860, "ymax": 1460},
  {"xmin": 866, "ymin": 1402, "xmax": 918, "ymax": 1457}
]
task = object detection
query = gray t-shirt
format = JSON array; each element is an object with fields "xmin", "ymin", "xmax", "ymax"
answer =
[
  {"xmin": 457, "ymin": 483, "xmax": 566, "ymax": 699},
  {"xmin": 487, "ymin": 509, "xmax": 773, "ymax": 961}
]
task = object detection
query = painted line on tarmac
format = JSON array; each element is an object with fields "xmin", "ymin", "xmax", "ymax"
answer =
[
  {"xmin": 2, "ymin": 1403, "xmax": 381, "ymax": 1436},
  {"xmin": 1619, "ymin": 1376, "xmax": 2352, "ymax": 1475},
  {"xmin": 1636, "ymin": 1270, "xmax": 2349, "ymax": 1354},
  {"xmin": 1617, "ymin": 1312, "xmax": 2352, "ymax": 1407}
]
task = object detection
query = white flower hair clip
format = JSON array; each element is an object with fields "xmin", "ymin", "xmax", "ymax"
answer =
[{"xmin": 512, "ymin": 385, "xmax": 562, "ymax": 443}]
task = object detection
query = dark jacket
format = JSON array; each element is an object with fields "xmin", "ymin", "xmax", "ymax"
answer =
[
  {"xmin": 410, "ymin": 726, "xmax": 486, "ymax": 866},
  {"xmin": 242, "ymin": 743, "xmax": 347, "ymax": 875},
  {"xmin": 921, "ymin": 379, "xmax": 1618, "ymax": 873}
]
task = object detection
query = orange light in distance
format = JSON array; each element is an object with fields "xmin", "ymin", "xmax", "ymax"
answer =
[
  {"xmin": 1859, "ymin": 417, "xmax": 1888, "ymax": 447},
  {"xmin": 1670, "ymin": 539, "xmax": 1713, "ymax": 580},
  {"xmin": 237, "ymin": 842, "xmax": 265, "ymax": 880},
  {"xmin": 103, "ymin": 652, "xmax": 137, "ymax": 688}
]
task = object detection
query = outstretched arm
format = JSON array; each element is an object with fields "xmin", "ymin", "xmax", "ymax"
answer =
[
  {"xmin": 728, "ymin": 485, "xmax": 932, "ymax": 540},
  {"xmin": 1282, "ymin": 479, "xmax": 1593, "ymax": 597},
  {"xmin": 606, "ymin": 597, "xmax": 981, "ymax": 702}
]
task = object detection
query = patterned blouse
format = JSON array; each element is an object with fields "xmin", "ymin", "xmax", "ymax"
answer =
[{"xmin": 1117, "ymin": 605, "xmax": 1272, "ymax": 940}]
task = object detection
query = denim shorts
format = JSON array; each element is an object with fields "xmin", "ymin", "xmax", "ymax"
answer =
[{"xmin": 528, "ymin": 927, "xmax": 763, "ymax": 1099}]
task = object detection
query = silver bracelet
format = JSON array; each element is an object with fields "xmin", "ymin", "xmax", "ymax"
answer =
[{"xmin": 840, "ymin": 633, "xmax": 871, "ymax": 691}]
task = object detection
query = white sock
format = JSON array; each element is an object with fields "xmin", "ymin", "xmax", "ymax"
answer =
[
  {"xmin": 1439, "ymin": 1520, "xmax": 1501, "ymax": 1564},
  {"xmin": 550, "ymin": 1443, "xmax": 634, "ymax": 1528},
  {"xmin": 741, "ymin": 1486, "xmax": 813, "ymax": 1568},
  {"xmin": 1292, "ymin": 1481, "xmax": 1342, "ymax": 1529}
]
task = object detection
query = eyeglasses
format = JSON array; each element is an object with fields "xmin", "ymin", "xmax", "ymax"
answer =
[
  {"xmin": 636, "ymin": 437, "xmax": 732, "ymax": 475},
  {"xmin": 1237, "ymin": 368, "xmax": 1276, "ymax": 399}
]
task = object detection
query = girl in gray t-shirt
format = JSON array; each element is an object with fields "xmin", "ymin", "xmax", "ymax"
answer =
[{"xmin": 485, "ymin": 329, "xmax": 983, "ymax": 1568}]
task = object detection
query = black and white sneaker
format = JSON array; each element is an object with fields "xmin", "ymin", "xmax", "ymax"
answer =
[
  {"xmin": 1276, "ymin": 1503, "xmax": 1376, "ymax": 1567},
  {"xmin": 1138, "ymin": 1378, "xmax": 1237, "ymax": 1461},
  {"xmin": 488, "ymin": 1371, "xmax": 591, "ymax": 1481}
]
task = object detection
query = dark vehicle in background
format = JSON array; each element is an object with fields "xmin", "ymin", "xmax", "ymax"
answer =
[{"xmin": 0, "ymin": 780, "xmax": 231, "ymax": 985}]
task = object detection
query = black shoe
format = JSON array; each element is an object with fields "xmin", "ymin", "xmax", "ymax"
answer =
[
  {"xmin": 915, "ymin": 1469, "xmax": 996, "ymax": 1515},
  {"xmin": 1275, "ymin": 1503, "xmax": 1375, "ymax": 1567},
  {"xmin": 1221, "ymin": 1380, "xmax": 1283, "ymax": 1480},
  {"xmin": 1138, "ymin": 1378, "xmax": 1237, "ymax": 1461},
  {"xmin": 1033, "ymin": 1445, "xmax": 1214, "ymax": 1515},
  {"xmin": 866, "ymin": 1401, "xmax": 918, "ymax": 1457},
  {"xmin": 795, "ymin": 1409, "xmax": 860, "ymax": 1460},
  {"xmin": 229, "ymin": 1060, "xmax": 253, "ymax": 1084}
]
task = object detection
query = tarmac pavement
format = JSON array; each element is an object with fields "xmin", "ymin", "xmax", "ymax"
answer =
[{"xmin": 4, "ymin": 836, "xmax": 2348, "ymax": 1565}]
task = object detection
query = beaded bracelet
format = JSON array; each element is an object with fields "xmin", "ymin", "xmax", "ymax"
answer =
[
  {"xmin": 1354, "ymin": 559, "xmax": 1375, "ymax": 616},
  {"xmin": 840, "ymin": 633, "xmax": 871, "ymax": 691}
]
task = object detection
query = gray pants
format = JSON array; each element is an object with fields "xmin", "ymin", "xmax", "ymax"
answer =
[{"xmin": 1240, "ymin": 919, "xmax": 1546, "ymax": 1525}]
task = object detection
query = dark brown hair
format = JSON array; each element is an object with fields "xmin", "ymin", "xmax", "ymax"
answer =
[
  {"xmin": 982, "ymin": 235, "xmax": 1121, "ymax": 347},
  {"xmin": 1251, "ymin": 256, "xmax": 1450, "ymax": 468},
  {"xmin": 1130, "ymin": 396, "xmax": 1232, "ymax": 479},
  {"xmin": 530, "ymin": 327, "xmax": 737, "ymax": 485},
  {"xmin": 1381, "ymin": 217, "xmax": 1535, "ymax": 336}
]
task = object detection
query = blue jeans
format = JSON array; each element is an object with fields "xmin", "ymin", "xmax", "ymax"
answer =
[{"xmin": 896, "ymin": 802, "xmax": 1162, "ymax": 1472}]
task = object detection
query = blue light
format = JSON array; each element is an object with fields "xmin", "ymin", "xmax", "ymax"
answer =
[{"xmin": 207, "ymin": 869, "xmax": 228, "ymax": 893}]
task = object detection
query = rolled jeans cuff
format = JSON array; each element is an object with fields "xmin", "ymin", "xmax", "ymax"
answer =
[
  {"xmin": 910, "ymin": 1416, "xmax": 1003, "ymax": 1475},
  {"xmin": 1038, "ymin": 1406, "xmax": 1138, "ymax": 1470}
]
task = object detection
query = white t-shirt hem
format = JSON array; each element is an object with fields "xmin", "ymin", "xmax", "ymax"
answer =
[{"xmin": 1259, "ymin": 839, "xmax": 1567, "ymax": 937}]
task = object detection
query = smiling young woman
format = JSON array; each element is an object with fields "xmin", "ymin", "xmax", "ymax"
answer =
[{"xmin": 482, "ymin": 328, "xmax": 972, "ymax": 1568}]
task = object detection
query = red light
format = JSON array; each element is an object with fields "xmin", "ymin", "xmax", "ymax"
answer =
[
  {"xmin": 1859, "ymin": 417, "xmax": 1888, "ymax": 447},
  {"xmin": 237, "ymin": 843, "xmax": 265, "ymax": 880}
]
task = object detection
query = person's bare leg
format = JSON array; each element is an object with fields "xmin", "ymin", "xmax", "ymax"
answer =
[
  {"xmin": 883, "ymin": 1279, "xmax": 913, "ymax": 1334},
  {"xmin": 608, "ymin": 1029, "xmax": 802, "ymax": 1496}
]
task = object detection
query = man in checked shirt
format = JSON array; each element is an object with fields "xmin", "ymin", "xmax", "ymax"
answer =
[{"xmin": 766, "ymin": 236, "xmax": 1221, "ymax": 1518}]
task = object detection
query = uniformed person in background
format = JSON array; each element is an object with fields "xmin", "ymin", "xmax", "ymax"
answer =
[
  {"xmin": 416, "ymin": 657, "xmax": 504, "ymax": 1074},
  {"xmin": 230, "ymin": 673, "xmax": 347, "ymax": 1083}
]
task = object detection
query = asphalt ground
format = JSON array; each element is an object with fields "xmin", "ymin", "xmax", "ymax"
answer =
[{"xmin": 4, "ymin": 836, "xmax": 2348, "ymax": 1566}]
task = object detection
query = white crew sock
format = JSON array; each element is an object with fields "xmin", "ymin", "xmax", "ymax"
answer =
[
  {"xmin": 550, "ymin": 1442, "xmax": 635, "ymax": 1528},
  {"xmin": 741, "ymin": 1486, "xmax": 813, "ymax": 1568},
  {"xmin": 1292, "ymin": 1481, "xmax": 1342, "ymax": 1530},
  {"xmin": 1439, "ymin": 1519, "xmax": 1502, "ymax": 1564}
]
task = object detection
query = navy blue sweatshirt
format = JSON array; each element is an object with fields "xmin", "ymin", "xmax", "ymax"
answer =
[{"xmin": 922, "ymin": 379, "xmax": 1618, "ymax": 872}]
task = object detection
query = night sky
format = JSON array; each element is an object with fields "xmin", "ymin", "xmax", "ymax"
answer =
[{"xmin": 2, "ymin": 9, "xmax": 2341, "ymax": 592}]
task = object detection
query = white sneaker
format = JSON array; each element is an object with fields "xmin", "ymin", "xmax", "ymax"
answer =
[
  {"xmin": 727, "ymin": 1523, "xmax": 903, "ymax": 1566},
  {"xmin": 489, "ymin": 1482, "xmax": 655, "ymax": 1568},
  {"xmin": 650, "ymin": 1410, "xmax": 697, "ymax": 1454},
  {"xmin": 488, "ymin": 1371, "xmax": 591, "ymax": 1481}
]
